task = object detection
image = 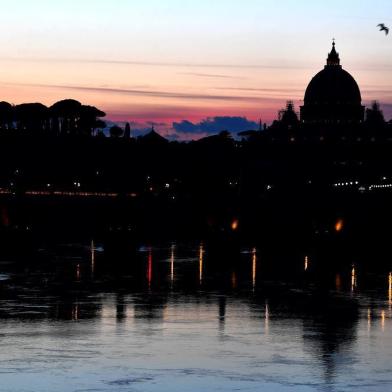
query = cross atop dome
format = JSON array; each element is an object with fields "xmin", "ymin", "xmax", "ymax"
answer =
[{"xmin": 326, "ymin": 40, "xmax": 341, "ymax": 67}]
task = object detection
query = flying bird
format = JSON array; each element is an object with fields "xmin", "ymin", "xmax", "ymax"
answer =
[{"xmin": 378, "ymin": 23, "xmax": 389, "ymax": 35}]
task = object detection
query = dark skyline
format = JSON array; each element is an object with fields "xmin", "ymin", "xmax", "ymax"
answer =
[{"xmin": 0, "ymin": 1, "xmax": 390, "ymax": 138}]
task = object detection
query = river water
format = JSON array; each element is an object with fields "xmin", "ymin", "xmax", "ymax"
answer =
[{"xmin": 0, "ymin": 241, "xmax": 391, "ymax": 391}]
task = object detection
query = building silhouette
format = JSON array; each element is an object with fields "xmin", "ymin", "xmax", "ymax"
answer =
[{"xmin": 300, "ymin": 41, "xmax": 365, "ymax": 125}]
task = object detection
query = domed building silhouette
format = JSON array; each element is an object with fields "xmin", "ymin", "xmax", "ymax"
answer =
[{"xmin": 300, "ymin": 41, "xmax": 365, "ymax": 124}]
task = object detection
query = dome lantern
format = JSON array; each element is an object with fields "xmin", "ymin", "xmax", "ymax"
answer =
[{"xmin": 326, "ymin": 40, "xmax": 341, "ymax": 67}]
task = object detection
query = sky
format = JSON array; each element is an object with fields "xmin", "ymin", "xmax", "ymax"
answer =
[{"xmin": 0, "ymin": 0, "xmax": 391, "ymax": 138}]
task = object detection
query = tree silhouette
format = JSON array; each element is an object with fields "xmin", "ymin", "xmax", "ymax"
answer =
[
  {"xmin": 15, "ymin": 103, "xmax": 48, "ymax": 133},
  {"xmin": 79, "ymin": 105, "xmax": 106, "ymax": 136},
  {"xmin": 96, "ymin": 129, "xmax": 106, "ymax": 138},
  {"xmin": 50, "ymin": 99, "xmax": 82, "ymax": 135},
  {"xmin": 110, "ymin": 125, "xmax": 123, "ymax": 138},
  {"xmin": 95, "ymin": 119, "xmax": 107, "ymax": 133},
  {"xmin": 0, "ymin": 102, "xmax": 14, "ymax": 130}
]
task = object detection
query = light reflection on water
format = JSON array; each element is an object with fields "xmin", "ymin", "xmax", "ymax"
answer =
[{"xmin": 0, "ymin": 242, "xmax": 391, "ymax": 391}]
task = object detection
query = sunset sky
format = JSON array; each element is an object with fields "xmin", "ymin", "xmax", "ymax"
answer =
[{"xmin": 0, "ymin": 0, "xmax": 391, "ymax": 137}]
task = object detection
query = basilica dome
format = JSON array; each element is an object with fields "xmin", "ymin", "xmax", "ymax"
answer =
[{"xmin": 300, "ymin": 42, "xmax": 365, "ymax": 124}]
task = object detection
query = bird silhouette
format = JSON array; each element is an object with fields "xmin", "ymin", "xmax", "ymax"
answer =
[{"xmin": 378, "ymin": 23, "xmax": 389, "ymax": 35}]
